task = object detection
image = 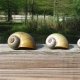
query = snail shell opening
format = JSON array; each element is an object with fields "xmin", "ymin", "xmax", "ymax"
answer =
[{"xmin": 8, "ymin": 36, "xmax": 20, "ymax": 50}]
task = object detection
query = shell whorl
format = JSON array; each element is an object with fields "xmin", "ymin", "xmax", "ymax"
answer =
[
  {"xmin": 77, "ymin": 39, "xmax": 80, "ymax": 48},
  {"xmin": 8, "ymin": 36, "xmax": 20, "ymax": 49},
  {"xmin": 46, "ymin": 37, "xmax": 56, "ymax": 49}
]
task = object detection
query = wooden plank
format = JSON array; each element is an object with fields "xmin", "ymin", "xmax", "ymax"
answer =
[
  {"xmin": 0, "ymin": 77, "xmax": 80, "ymax": 80},
  {"xmin": 0, "ymin": 44, "xmax": 80, "ymax": 53},
  {"xmin": 0, "ymin": 44, "xmax": 80, "ymax": 80},
  {"xmin": 0, "ymin": 68, "xmax": 80, "ymax": 80},
  {"xmin": 0, "ymin": 54, "xmax": 80, "ymax": 68},
  {"xmin": 0, "ymin": 68, "xmax": 80, "ymax": 77}
]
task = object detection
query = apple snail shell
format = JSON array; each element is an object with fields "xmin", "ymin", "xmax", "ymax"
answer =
[
  {"xmin": 46, "ymin": 33, "xmax": 69, "ymax": 49},
  {"xmin": 7, "ymin": 32, "xmax": 36, "ymax": 50}
]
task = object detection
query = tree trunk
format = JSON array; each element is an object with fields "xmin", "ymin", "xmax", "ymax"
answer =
[
  {"xmin": 24, "ymin": 5, "xmax": 28, "ymax": 25},
  {"xmin": 53, "ymin": 0, "xmax": 56, "ymax": 16},
  {"xmin": 32, "ymin": 0, "xmax": 34, "ymax": 21},
  {"xmin": 7, "ymin": 8, "xmax": 12, "ymax": 22},
  {"xmin": 44, "ymin": 10, "xmax": 46, "ymax": 22},
  {"xmin": 7, "ymin": 0, "xmax": 12, "ymax": 22}
]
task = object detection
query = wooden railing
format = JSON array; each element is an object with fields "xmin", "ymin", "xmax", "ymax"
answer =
[{"xmin": 0, "ymin": 44, "xmax": 80, "ymax": 80}]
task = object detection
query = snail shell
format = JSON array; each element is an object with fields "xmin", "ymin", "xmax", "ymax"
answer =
[
  {"xmin": 7, "ymin": 32, "xmax": 36, "ymax": 50},
  {"xmin": 46, "ymin": 33, "xmax": 69, "ymax": 49},
  {"xmin": 77, "ymin": 39, "xmax": 80, "ymax": 48}
]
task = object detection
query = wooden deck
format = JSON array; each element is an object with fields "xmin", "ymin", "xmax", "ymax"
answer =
[{"xmin": 0, "ymin": 44, "xmax": 80, "ymax": 80}]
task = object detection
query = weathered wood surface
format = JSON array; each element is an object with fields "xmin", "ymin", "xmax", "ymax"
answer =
[{"xmin": 0, "ymin": 44, "xmax": 80, "ymax": 80}]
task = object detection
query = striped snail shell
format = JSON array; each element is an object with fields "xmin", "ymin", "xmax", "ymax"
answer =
[
  {"xmin": 46, "ymin": 33, "xmax": 69, "ymax": 49},
  {"xmin": 7, "ymin": 32, "xmax": 36, "ymax": 50},
  {"xmin": 77, "ymin": 39, "xmax": 80, "ymax": 48}
]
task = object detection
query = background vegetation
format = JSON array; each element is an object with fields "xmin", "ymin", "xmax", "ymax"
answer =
[{"xmin": 0, "ymin": 0, "xmax": 80, "ymax": 44}]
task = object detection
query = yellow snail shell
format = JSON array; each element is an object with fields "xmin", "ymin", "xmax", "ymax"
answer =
[
  {"xmin": 46, "ymin": 33, "xmax": 69, "ymax": 49},
  {"xmin": 77, "ymin": 39, "xmax": 80, "ymax": 48},
  {"xmin": 7, "ymin": 32, "xmax": 36, "ymax": 50}
]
